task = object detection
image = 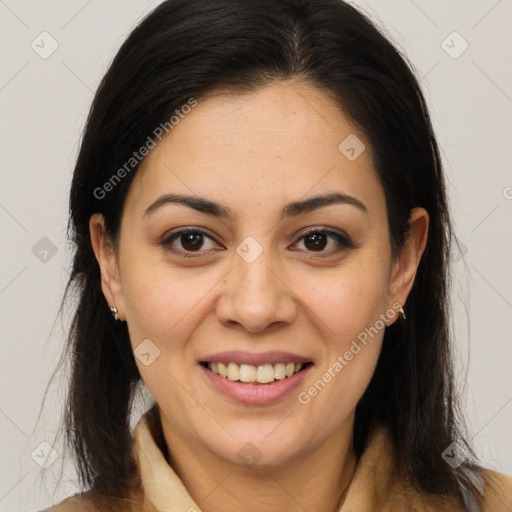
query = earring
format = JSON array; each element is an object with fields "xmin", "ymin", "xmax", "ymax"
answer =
[
  {"xmin": 110, "ymin": 304, "xmax": 119, "ymax": 321},
  {"xmin": 399, "ymin": 305, "xmax": 406, "ymax": 320}
]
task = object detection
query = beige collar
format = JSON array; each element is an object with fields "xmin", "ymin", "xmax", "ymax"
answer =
[
  {"xmin": 134, "ymin": 408, "xmax": 203, "ymax": 511},
  {"xmin": 51, "ymin": 408, "xmax": 512, "ymax": 511},
  {"xmin": 132, "ymin": 406, "xmax": 453, "ymax": 512},
  {"xmin": 131, "ymin": 406, "xmax": 512, "ymax": 512}
]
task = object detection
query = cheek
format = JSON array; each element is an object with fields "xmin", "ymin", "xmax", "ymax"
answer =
[
  {"xmin": 304, "ymin": 342, "xmax": 382, "ymax": 441},
  {"xmin": 121, "ymin": 256, "xmax": 202, "ymax": 342},
  {"xmin": 297, "ymin": 282, "xmax": 386, "ymax": 439},
  {"xmin": 293, "ymin": 254, "xmax": 389, "ymax": 418},
  {"xmin": 121, "ymin": 263, "xmax": 205, "ymax": 412},
  {"xmin": 298, "ymin": 253, "xmax": 391, "ymax": 339}
]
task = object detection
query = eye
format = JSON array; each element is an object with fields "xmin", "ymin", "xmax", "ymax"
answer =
[
  {"xmin": 291, "ymin": 228, "xmax": 353, "ymax": 255},
  {"xmin": 161, "ymin": 226, "xmax": 353, "ymax": 259},
  {"xmin": 162, "ymin": 228, "xmax": 222, "ymax": 258}
]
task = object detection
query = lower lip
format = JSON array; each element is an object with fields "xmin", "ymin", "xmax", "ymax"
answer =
[{"xmin": 199, "ymin": 364, "xmax": 313, "ymax": 405}]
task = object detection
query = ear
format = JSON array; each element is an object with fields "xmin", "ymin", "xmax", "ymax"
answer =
[
  {"xmin": 89, "ymin": 213, "xmax": 125, "ymax": 321},
  {"xmin": 387, "ymin": 207, "xmax": 429, "ymax": 324}
]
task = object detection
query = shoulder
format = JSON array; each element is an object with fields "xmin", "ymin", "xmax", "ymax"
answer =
[
  {"xmin": 382, "ymin": 467, "xmax": 512, "ymax": 512},
  {"xmin": 40, "ymin": 487, "xmax": 147, "ymax": 512},
  {"xmin": 40, "ymin": 492, "xmax": 99, "ymax": 512},
  {"xmin": 479, "ymin": 467, "xmax": 512, "ymax": 511}
]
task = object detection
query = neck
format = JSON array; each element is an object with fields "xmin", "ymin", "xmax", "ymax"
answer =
[{"xmin": 159, "ymin": 411, "xmax": 357, "ymax": 512}]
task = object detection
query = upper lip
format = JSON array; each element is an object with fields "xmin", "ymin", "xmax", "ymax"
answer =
[{"xmin": 199, "ymin": 350, "xmax": 313, "ymax": 366}]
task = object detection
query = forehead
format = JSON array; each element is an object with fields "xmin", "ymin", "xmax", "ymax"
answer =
[{"xmin": 125, "ymin": 81, "xmax": 383, "ymax": 218}]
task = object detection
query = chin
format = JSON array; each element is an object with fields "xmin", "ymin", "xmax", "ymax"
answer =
[{"xmin": 202, "ymin": 421, "xmax": 311, "ymax": 467}]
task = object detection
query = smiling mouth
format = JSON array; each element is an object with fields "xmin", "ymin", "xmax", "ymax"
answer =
[{"xmin": 200, "ymin": 361, "xmax": 314, "ymax": 385}]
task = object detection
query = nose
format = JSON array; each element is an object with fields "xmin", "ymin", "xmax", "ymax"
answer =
[{"xmin": 215, "ymin": 249, "xmax": 298, "ymax": 334}]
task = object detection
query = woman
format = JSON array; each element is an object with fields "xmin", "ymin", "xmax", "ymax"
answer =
[{"xmin": 43, "ymin": 0, "xmax": 512, "ymax": 511}]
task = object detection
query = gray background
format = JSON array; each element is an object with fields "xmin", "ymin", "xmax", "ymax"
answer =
[{"xmin": 1, "ymin": 1, "xmax": 511, "ymax": 510}]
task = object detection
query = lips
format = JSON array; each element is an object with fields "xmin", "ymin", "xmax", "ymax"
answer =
[
  {"xmin": 198, "ymin": 350, "xmax": 314, "ymax": 404},
  {"xmin": 199, "ymin": 350, "xmax": 313, "ymax": 384},
  {"xmin": 199, "ymin": 362, "xmax": 313, "ymax": 405}
]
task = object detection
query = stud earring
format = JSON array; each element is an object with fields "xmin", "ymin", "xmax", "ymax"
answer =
[
  {"xmin": 110, "ymin": 304, "xmax": 119, "ymax": 321},
  {"xmin": 399, "ymin": 305, "xmax": 406, "ymax": 320}
]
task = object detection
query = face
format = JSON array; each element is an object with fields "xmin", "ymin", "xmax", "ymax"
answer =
[{"xmin": 91, "ymin": 81, "xmax": 427, "ymax": 468}]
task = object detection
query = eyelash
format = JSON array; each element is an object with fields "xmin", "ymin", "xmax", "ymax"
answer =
[{"xmin": 161, "ymin": 227, "xmax": 354, "ymax": 259}]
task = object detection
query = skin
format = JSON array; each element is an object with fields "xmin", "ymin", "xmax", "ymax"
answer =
[{"xmin": 90, "ymin": 80, "xmax": 429, "ymax": 512}]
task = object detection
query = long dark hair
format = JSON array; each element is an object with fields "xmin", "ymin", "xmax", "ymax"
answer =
[{"xmin": 56, "ymin": 0, "xmax": 481, "ymax": 508}]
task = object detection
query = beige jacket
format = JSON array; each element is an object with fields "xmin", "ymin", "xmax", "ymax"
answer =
[{"xmin": 44, "ymin": 408, "xmax": 512, "ymax": 512}]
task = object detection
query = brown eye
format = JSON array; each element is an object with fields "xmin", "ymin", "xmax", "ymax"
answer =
[
  {"xmin": 179, "ymin": 232, "xmax": 205, "ymax": 251},
  {"xmin": 162, "ymin": 228, "xmax": 221, "ymax": 258},
  {"xmin": 293, "ymin": 229, "xmax": 353, "ymax": 255}
]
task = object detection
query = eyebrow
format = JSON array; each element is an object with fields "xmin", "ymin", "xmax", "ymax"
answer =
[{"xmin": 144, "ymin": 192, "xmax": 368, "ymax": 220}]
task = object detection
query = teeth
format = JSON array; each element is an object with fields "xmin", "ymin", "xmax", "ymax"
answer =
[
  {"xmin": 239, "ymin": 364, "xmax": 256, "ymax": 382},
  {"xmin": 257, "ymin": 364, "xmax": 274, "ymax": 384},
  {"xmin": 274, "ymin": 363, "xmax": 286, "ymax": 380},
  {"xmin": 206, "ymin": 361, "xmax": 305, "ymax": 384},
  {"xmin": 218, "ymin": 362, "xmax": 228, "ymax": 378},
  {"xmin": 227, "ymin": 362, "xmax": 239, "ymax": 381}
]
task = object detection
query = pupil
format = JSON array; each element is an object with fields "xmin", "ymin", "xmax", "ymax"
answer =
[
  {"xmin": 182, "ymin": 233, "xmax": 203, "ymax": 251},
  {"xmin": 305, "ymin": 233, "xmax": 326, "ymax": 251}
]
